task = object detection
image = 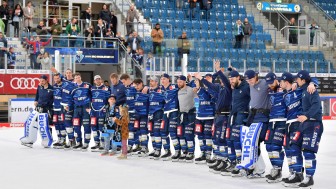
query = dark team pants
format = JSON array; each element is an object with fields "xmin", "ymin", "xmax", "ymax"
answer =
[
  {"xmin": 161, "ymin": 111, "xmax": 179, "ymax": 150},
  {"xmin": 73, "ymin": 105, "xmax": 91, "ymax": 144},
  {"xmin": 90, "ymin": 110, "xmax": 106, "ymax": 144},
  {"xmin": 227, "ymin": 112, "xmax": 248, "ymax": 163},
  {"xmin": 195, "ymin": 119, "xmax": 213, "ymax": 155},
  {"xmin": 53, "ymin": 109, "xmax": 66, "ymax": 140},
  {"xmin": 148, "ymin": 110, "xmax": 164, "ymax": 151},
  {"xmin": 265, "ymin": 120, "xmax": 286, "ymax": 169},
  {"xmin": 135, "ymin": 114, "xmax": 149, "ymax": 148},
  {"xmin": 128, "ymin": 112, "xmax": 139, "ymax": 147},
  {"xmin": 213, "ymin": 114, "xmax": 229, "ymax": 159},
  {"xmin": 284, "ymin": 121, "xmax": 323, "ymax": 176},
  {"xmin": 178, "ymin": 111, "xmax": 196, "ymax": 153},
  {"xmin": 63, "ymin": 107, "xmax": 75, "ymax": 141}
]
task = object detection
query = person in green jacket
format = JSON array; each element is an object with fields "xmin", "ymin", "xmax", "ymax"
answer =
[
  {"xmin": 288, "ymin": 17, "xmax": 298, "ymax": 45},
  {"xmin": 66, "ymin": 18, "xmax": 80, "ymax": 47},
  {"xmin": 0, "ymin": 19, "xmax": 5, "ymax": 34},
  {"xmin": 50, "ymin": 18, "xmax": 62, "ymax": 47}
]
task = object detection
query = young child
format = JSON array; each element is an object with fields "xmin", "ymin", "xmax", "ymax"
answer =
[
  {"xmin": 101, "ymin": 95, "xmax": 119, "ymax": 156},
  {"xmin": 113, "ymin": 105, "xmax": 130, "ymax": 159}
]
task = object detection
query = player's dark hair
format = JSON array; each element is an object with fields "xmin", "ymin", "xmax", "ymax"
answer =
[
  {"xmin": 74, "ymin": 72, "xmax": 81, "ymax": 77},
  {"xmin": 133, "ymin": 78, "xmax": 143, "ymax": 84},
  {"xmin": 120, "ymin": 74, "xmax": 130, "ymax": 80}
]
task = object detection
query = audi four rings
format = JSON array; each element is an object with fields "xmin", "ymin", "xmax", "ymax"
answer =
[
  {"xmin": 10, "ymin": 77, "xmax": 40, "ymax": 90},
  {"xmin": 0, "ymin": 81, "xmax": 4, "ymax": 88}
]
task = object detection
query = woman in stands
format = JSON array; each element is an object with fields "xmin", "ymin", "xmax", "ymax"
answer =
[{"xmin": 12, "ymin": 4, "xmax": 23, "ymax": 38}]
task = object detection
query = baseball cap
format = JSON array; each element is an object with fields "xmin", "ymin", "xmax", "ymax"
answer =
[
  {"xmin": 40, "ymin": 75, "xmax": 48, "ymax": 80},
  {"xmin": 161, "ymin": 73, "xmax": 170, "ymax": 79},
  {"xmin": 296, "ymin": 70, "xmax": 310, "ymax": 80},
  {"xmin": 280, "ymin": 72, "xmax": 293, "ymax": 83},
  {"xmin": 244, "ymin": 70, "xmax": 258, "ymax": 80},
  {"xmin": 149, "ymin": 76, "xmax": 158, "ymax": 82},
  {"xmin": 94, "ymin": 75, "xmax": 102, "ymax": 80},
  {"xmin": 205, "ymin": 73, "xmax": 212, "ymax": 77},
  {"xmin": 265, "ymin": 72, "xmax": 276, "ymax": 84},
  {"xmin": 228, "ymin": 70, "xmax": 240, "ymax": 78},
  {"xmin": 177, "ymin": 75, "xmax": 186, "ymax": 81}
]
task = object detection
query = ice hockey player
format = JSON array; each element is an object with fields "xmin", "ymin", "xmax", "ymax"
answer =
[
  {"xmin": 52, "ymin": 73, "xmax": 67, "ymax": 149},
  {"xmin": 147, "ymin": 76, "xmax": 165, "ymax": 159},
  {"xmin": 221, "ymin": 70, "xmax": 250, "ymax": 176},
  {"xmin": 160, "ymin": 73, "xmax": 179, "ymax": 160},
  {"xmin": 133, "ymin": 78, "xmax": 150, "ymax": 156},
  {"xmin": 72, "ymin": 72, "xmax": 92, "ymax": 151},
  {"xmin": 284, "ymin": 70, "xmax": 323, "ymax": 188},
  {"xmin": 88, "ymin": 75, "xmax": 110, "ymax": 152},
  {"xmin": 119, "ymin": 74, "xmax": 140, "ymax": 154},
  {"xmin": 195, "ymin": 60, "xmax": 232, "ymax": 174},
  {"xmin": 194, "ymin": 78, "xmax": 215, "ymax": 164},
  {"xmin": 176, "ymin": 75, "xmax": 197, "ymax": 162},
  {"xmin": 263, "ymin": 72, "xmax": 288, "ymax": 182}
]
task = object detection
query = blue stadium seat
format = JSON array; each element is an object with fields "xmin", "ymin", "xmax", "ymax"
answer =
[
  {"xmin": 200, "ymin": 21, "xmax": 209, "ymax": 30},
  {"xmin": 183, "ymin": 20, "xmax": 192, "ymax": 30}
]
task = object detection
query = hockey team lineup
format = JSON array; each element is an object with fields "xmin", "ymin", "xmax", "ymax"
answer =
[{"xmin": 18, "ymin": 60, "xmax": 325, "ymax": 188}]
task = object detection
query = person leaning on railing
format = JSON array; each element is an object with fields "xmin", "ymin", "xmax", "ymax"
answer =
[{"xmin": 66, "ymin": 18, "xmax": 80, "ymax": 47}]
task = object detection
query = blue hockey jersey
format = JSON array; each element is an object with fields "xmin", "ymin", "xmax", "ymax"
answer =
[
  {"xmin": 91, "ymin": 85, "xmax": 110, "ymax": 111},
  {"xmin": 134, "ymin": 90, "xmax": 149, "ymax": 116},
  {"xmin": 285, "ymin": 89, "xmax": 303, "ymax": 122},
  {"xmin": 72, "ymin": 82, "xmax": 92, "ymax": 106},
  {"xmin": 149, "ymin": 86, "xmax": 165, "ymax": 115},
  {"xmin": 61, "ymin": 79, "xmax": 76, "ymax": 108},
  {"xmin": 162, "ymin": 84, "xmax": 179, "ymax": 113},
  {"xmin": 269, "ymin": 90, "xmax": 287, "ymax": 119},
  {"xmin": 125, "ymin": 84, "xmax": 137, "ymax": 112},
  {"xmin": 196, "ymin": 88, "xmax": 215, "ymax": 119},
  {"xmin": 53, "ymin": 82, "xmax": 64, "ymax": 110}
]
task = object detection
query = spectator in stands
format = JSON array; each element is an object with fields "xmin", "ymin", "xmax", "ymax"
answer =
[
  {"xmin": 188, "ymin": 0, "xmax": 197, "ymax": 19},
  {"xmin": 0, "ymin": 0, "xmax": 9, "ymax": 36},
  {"xmin": 104, "ymin": 80, "xmax": 109, "ymax": 87},
  {"xmin": 243, "ymin": 18, "xmax": 253, "ymax": 49},
  {"xmin": 0, "ymin": 32, "xmax": 7, "ymax": 69},
  {"xmin": 309, "ymin": 22, "xmax": 319, "ymax": 46},
  {"xmin": 37, "ymin": 51, "xmax": 53, "ymax": 70},
  {"xmin": 200, "ymin": 0, "xmax": 213, "ymax": 20},
  {"xmin": 12, "ymin": 4, "xmax": 23, "ymax": 38},
  {"xmin": 50, "ymin": 18, "xmax": 62, "ymax": 46},
  {"xmin": 126, "ymin": 4, "xmax": 139, "ymax": 36},
  {"xmin": 95, "ymin": 18, "xmax": 107, "ymax": 48},
  {"xmin": 111, "ymin": 11, "xmax": 118, "ymax": 37},
  {"xmin": 23, "ymin": 1, "xmax": 34, "ymax": 32},
  {"xmin": 100, "ymin": 4, "xmax": 112, "ymax": 28},
  {"xmin": 66, "ymin": 18, "xmax": 80, "ymax": 47},
  {"xmin": 234, "ymin": 19, "xmax": 244, "ymax": 49},
  {"xmin": 105, "ymin": 26, "xmax": 115, "ymax": 48},
  {"xmin": 81, "ymin": 7, "xmax": 91, "ymax": 29},
  {"xmin": 6, "ymin": 47, "xmax": 15, "ymax": 69},
  {"xmin": 36, "ymin": 20, "xmax": 48, "ymax": 36},
  {"xmin": 176, "ymin": 0, "xmax": 183, "ymax": 10},
  {"xmin": 288, "ymin": 17, "xmax": 298, "ymax": 45},
  {"xmin": 151, "ymin": 23, "xmax": 164, "ymax": 55},
  {"xmin": 116, "ymin": 32, "xmax": 127, "ymax": 58},
  {"xmin": 84, "ymin": 26, "xmax": 94, "ymax": 48},
  {"xmin": 133, "ymin": 47, "xmax": 144, "ymax": 78},
  {"xmin": 177, "ymin": 31, "xmax": 191, "ymax": 67},
  {"xmin": 127, "ymin": 31, "xmax": 143, "ymax": 54},
  {"xmin": 25, "ymin": 36, "xmax": 52, "ymax": 69}
]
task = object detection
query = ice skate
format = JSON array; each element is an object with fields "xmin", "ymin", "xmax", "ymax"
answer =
[
  {"xmin": 185, "ymin": 152, "xmax": 194, "ymax": 163},
  {"xmin": 137, "ymin": 147, "xmax": 149, "ymax": 157},
  {"xmin": 81, "ymin": 143, "xmax": 89, "ymax": 151},
  {"xmin": 266, "ymin": 168, "xmax": 282, "ymax": 183},
  {"xmin": 153, "ymin": 150, "xmax": 161, "ymax": 160},
  {"xmin": 64, "ymin": 140, "xmax": 76, "ymax": 150},
  {"xmin": 160, "ymin": 149, "xmax": 172, "ymax": 161},
  {"xmin": 282, "ymin": 172, "xmax": 303, "ymax": 188},
  {"xmin": 72, "ymin": 142, "xmax": 83, "ymax": 151},
  {"xmin": 90, "ymin": 142, "xmax": 100, "ymax": 152},
  {"xmin": 132, "ymin": 145, "xmax": 141, "ymax": 156},
  {"xmin": 148, "ymin": 150, "xmax": 155, "ymax": 159},
  {"xmin": 195, "ymin": 152, "xmax": 206, "ymax": 164},
  {"xmin": 297, "ymin": 176, "xmax": 314, "ymax": 188},
  {"xmin": 21, "ymin": 142, "xmax": 33, "ymax": 148},
  {"xmin": 172, "ymin": 150, "xmax": 181, "ymax": 162}
]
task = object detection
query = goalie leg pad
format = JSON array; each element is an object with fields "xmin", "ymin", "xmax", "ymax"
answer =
[
  {"xmin": 38, "ymin": 113, "xmax": 53, "ymax": 147},
  {"xmin": 20, "ymin": 110, "xmax": 39, "ymax": 144}
]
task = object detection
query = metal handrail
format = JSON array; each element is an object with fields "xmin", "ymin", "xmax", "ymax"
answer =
[{"xmin": 309, "ymin": 0, "xmax": 336, "ymax": 22}]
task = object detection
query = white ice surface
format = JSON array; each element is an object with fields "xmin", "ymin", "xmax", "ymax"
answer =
[{"xmin": 0, "ymin": 121, "xmax": 335, "ymax": 189}]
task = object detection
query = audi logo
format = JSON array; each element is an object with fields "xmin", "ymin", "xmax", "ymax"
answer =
[
  {"xmin": 10, "ymin": 77, "xmax": 40, "ymax": 90},
  {"xmin": 0, "ymin": 81, "xmax": 3, "ymax": 88}
]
